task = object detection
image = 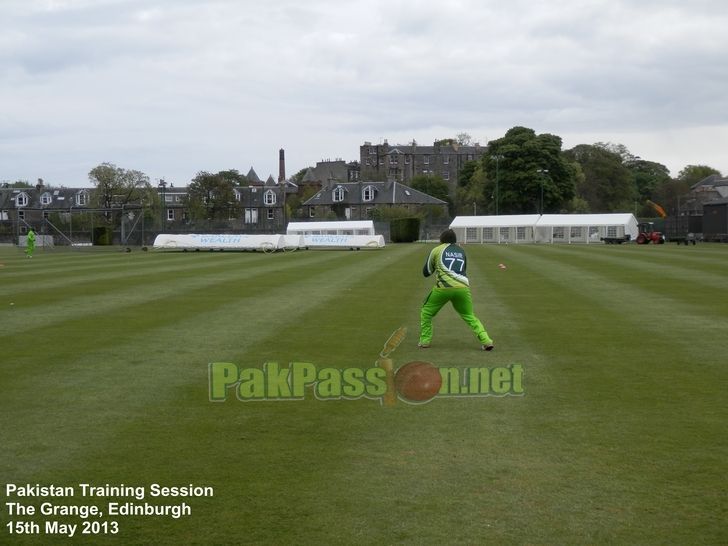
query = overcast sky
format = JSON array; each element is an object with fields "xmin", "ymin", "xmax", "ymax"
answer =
[{"xmin": 2, "ymin": 0, "xmax": 727, "ymax": 187}]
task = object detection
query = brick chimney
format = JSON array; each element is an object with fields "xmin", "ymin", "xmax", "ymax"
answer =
[{"xmin": 278, "ymin": 148, "xmax": 286, "ymax": 182}]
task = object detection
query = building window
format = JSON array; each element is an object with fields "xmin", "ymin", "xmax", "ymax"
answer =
[
  {"xmin": 43, "ymin": 211, "xmax": 51, "ymax": 219},
  {"xmin": 365, "ymin": 158, "xmax": 371, "ymax": 166},
  {"xmin": 467, "ymin": 154, "xmax": 474, "ymax": 161},
  {"xmin": 165, "ymin": 194, "xmax": 173, "ymax": 202},
  {"xmin": 264, "ymin": 190, "xmax": 276, "ymax": 206},
  {"xmin": 40, "ymin": 192, "xmax": 52, "ymax": 205},
  {"xmin": 16, "ymin": 193, "xmax": 29, "ymax": 207},
  {"xmin": 167, "ymin": 209, "xmax": 174, "ymax": 221},
  {"xmin": 378, "ymin": 159, "xmax": 384, "ymax": 166},
  {"xmin": 423, "ymin": 155, "xmax": 429, "ymax": 165},
  {"xmin": 362, "ymin": 186, "xmax": 375, "ymax": 202},
  {"xmin": 0, "ymin": 210, "xmax": 8, "ymax": 221},
  {"xmin": 443, "ymin": 155, "xmax": 450, "ymax": 165},
  {"xmin": 267, "ymin": 208, "xmax": 274, "ymax": 220},
  {"xmin": 234, "ymin": 191, "xmax": 241, "ymax": 201},
  {"xmin": 405, "ymin": 156, "xmax": 411, "ymax": 164},
  {"xmin": 76, "ymin": 192, "xmax": 89, "ymax": 206},
  {"xmin": 245, "ymin": 208, "xmax": 258, "ymax": 224},
  {"xmin": 442, "ymin": 171, "xmax": 450, "ymax": 180},
  {"xmin": 309, "ymin": 208, "xmax": 316, "ymax": 218},
  {"xmin": 18, "ymin": 210, "xmax": 25, "ymax": 220},
  {"xmin": 389, "ymin": 155, "xmax": 398, "ymax": 164},
  {"xmin": 333, "ymin": 186, "xmax": 345, "ymax": 202}
]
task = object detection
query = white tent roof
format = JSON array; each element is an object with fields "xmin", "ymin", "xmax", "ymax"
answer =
[
  {"xmin": 450, "ymin": 215, "xmax": 541, "ymax": 228},
  {"xmin": 287, "ymin": 220, "xmax": 374, "ymax": 233},
  {"xmin": 534, "ymin": 213, "xmax": 637, "ymax": 227},
  {"xmin": 451, "ymin": 213, "xmax": 637, "ymax": 228}
]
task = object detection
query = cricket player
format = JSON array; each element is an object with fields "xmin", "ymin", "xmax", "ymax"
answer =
[
  {"xmin": 26, "ymin": 228, "xmax": 36, "ymax": 258},
  {"xmin": 419, "ymin": 229, "xmax": 494, "ymax": 351}
]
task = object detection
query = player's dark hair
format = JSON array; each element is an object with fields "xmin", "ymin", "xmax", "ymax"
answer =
[{"xmin": 440, "ymin": 229, "xmax": 457, "ymax": 244}]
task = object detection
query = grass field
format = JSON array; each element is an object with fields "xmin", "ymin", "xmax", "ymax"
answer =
[{"xmin": 1, "ymin": 242, "xmax": 727, "ymax": 545}]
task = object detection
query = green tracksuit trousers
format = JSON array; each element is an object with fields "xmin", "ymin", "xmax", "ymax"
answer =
[{"xmin": 419, "ymin": 287, "xmax": 492, "ymax": 346}]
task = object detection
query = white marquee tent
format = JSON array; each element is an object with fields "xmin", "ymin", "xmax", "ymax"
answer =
[
  {"xmin": 450, "ymin": 215, "xmax": 541, "ymax": 244},
  {"xmin": 286, "ymin": 220, "xmax": 375, "ymax": 236},
  {"xmin": 450, "ymin": 214, "xmax": 639, "ymax": 244}
]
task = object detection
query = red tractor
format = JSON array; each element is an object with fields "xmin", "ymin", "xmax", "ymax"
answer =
[{"xmin": 636, "ymin": 222, "xmax": 665, "ymax": 244}]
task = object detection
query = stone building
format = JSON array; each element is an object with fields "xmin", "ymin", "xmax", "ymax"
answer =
[{"xmin": 359, "ymin": 139, "xmax": 485, "ymax": 192}]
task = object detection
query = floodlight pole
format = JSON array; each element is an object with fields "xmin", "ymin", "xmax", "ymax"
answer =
[
  {"xmin": 158, "ymin": 179, "xmax": 167, "ymax": 228},
  {"xmin": 536, "ymin": 169, "xmax": 548, "ymax": 215},
  {"xmin": 493, "ymin": 154, "xmax": 504, "ymax": 215}
]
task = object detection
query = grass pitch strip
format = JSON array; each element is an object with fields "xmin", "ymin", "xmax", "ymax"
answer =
[{"xmin": 0, "ymin": 243, "xmax": 726, "ymax": 545}]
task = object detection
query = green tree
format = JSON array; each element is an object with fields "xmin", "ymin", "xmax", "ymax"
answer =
[
  {"xmin": 563, "ymin": 144, "xmax": 636, "ymax": 212},
  {"xmin": 457, "ymin": 160, "xmax": 479, "ymax": 187},
  {"xmin": 625, "ymin": 158, "xmax": 671, "ymax": 215},
  {"xmin": 409, "ymin": 174, "xmax": 451, "ymax": 202},
  {"xmin": 217, "ymin": 169, "xmax": 249, "ymax": 187},
  {"xmin": 88, "ymin": 163, "xmax": 153, "ymax": 224},
  {"xmin": 291, "ymin": 168, "xmax": 309, "ymax": 184},
  {"xmin": 6, "ymin": 180, "xmax": 32, "ymax": 188},
  {"xmin": 484, "ymin": 127, "xmax": 576, "ymax": 214},
  {"xmin": 676, "ymin": 165, "xmax": 722, "ymax": 188},
  {"xmin": 409, "ymin": 174, "xmax": 453, "ymax": 214},
  {"xmin": 455, "ymin": 164, "xmax": 489, "ymax": 215},
  {"xmin": 184, "ymin": 172, "xmax": 240, "ymax": 222},
  {"xmin": 287, "ymin": 185, "xmax": 319, "ymax": 219}
]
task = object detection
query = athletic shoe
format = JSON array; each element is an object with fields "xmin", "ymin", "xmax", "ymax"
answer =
[{"xmin": 481, "ymin": 343, "xmax": 494, "ymax": 351}]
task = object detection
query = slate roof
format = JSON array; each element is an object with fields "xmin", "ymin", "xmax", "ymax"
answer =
[
  {"xmin": 303, "ymin": 181, "xmax": 447, "ymax": 207},
  {"xmin": 246, "ymin": 167, "xmax": 261, "ymax": 183},
  {"xmin": 691, "ymin": 174, "xmax": 728, "ymax": 190},
  {"xmin": 0, "ymin": 187, "xmax": 91, "ymax": 209}
]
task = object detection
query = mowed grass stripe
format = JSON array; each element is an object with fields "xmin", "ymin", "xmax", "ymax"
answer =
[
  {"xmin": 2, "ymin": 245, "xmax": 725, "ymax": 544},
  {"xmin": 0, "ymin": 245, "xmax": 423, "ymax": 480},
  {"xmin": 494, "ymin": 244, "xmax": 728, "ymax": 362},
  {"xmin": 0, "ymin": 247, "xmax": 165, "ymax": 281},
  {"xmin": 48, "ymin": 243, "xmax": 536, "ymax": 545},
  {"xmin": 518, "ymin": 243, "xmax": 728, "ymax": 295},
  {"xmin": 0, "ymin": 250, "xmax": 293, "ymax": 298},
  {"xmin": 451, "ymin": 245, "xmax": 727, "ymax": 542},
  {"xmin": 0, "ymin": 250, "xmax": 350, "ymax": 337}
]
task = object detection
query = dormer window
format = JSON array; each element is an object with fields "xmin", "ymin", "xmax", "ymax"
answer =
[
  {"xmin": 332, "ymin": 186, "xmax": 345, "ymax": 203},
  {"xmin": 76, "ymin": 191, "xmax": 89, "ymax": 206},
  {"xmin": 40, "ymin": 192, "xmax": 52, "ymax": 205},
  {"xmin": 362, "ymin": 185, "xmax": 376, "ymax": 202},
  {"xmin": 16, "ymin": 192, "xmax": 29, "ymax": 207},
  {"xmin": 264, "ymin": 189, "xmax": 276, "ymax": 206}
]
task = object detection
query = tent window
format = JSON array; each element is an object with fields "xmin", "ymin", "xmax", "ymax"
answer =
[
  {"xmin": 571, "ymin": 227, "xmax": 583, "ymax": 239},
  {"xmin": 607, "ymin": 226, "xmax": 617, "ymax": 238},
  {"xmin": 499, "ymin": 227, "xmax": 510, "ymax": 240},
  {"xmin": 483, "ymin": 227, "xmax": 494, "ymax": 240},
  {"xmin": 466, "ymin": 227, "xmax": 478, "ymax": 242},
  {"xmin": 553, "ymin": 227, "xmax": 565, "ymax": 240},
  {"xmin": 517, "ymin": 227, "xmax": 526, "ymax": 240}
]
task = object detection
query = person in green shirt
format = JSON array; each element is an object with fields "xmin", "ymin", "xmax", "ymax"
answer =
[
  {"xmin": 419, "ymin": 229, "xmax": 494, "ymax": 351},
  {"xmin": 26, "ymin": 228, "xmax": 36, "ymax": 258}
]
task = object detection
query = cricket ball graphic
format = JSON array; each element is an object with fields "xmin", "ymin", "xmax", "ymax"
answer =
[{"xmin": 394, "ymin": 361, "xmax": 442, "ymax": 402}]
